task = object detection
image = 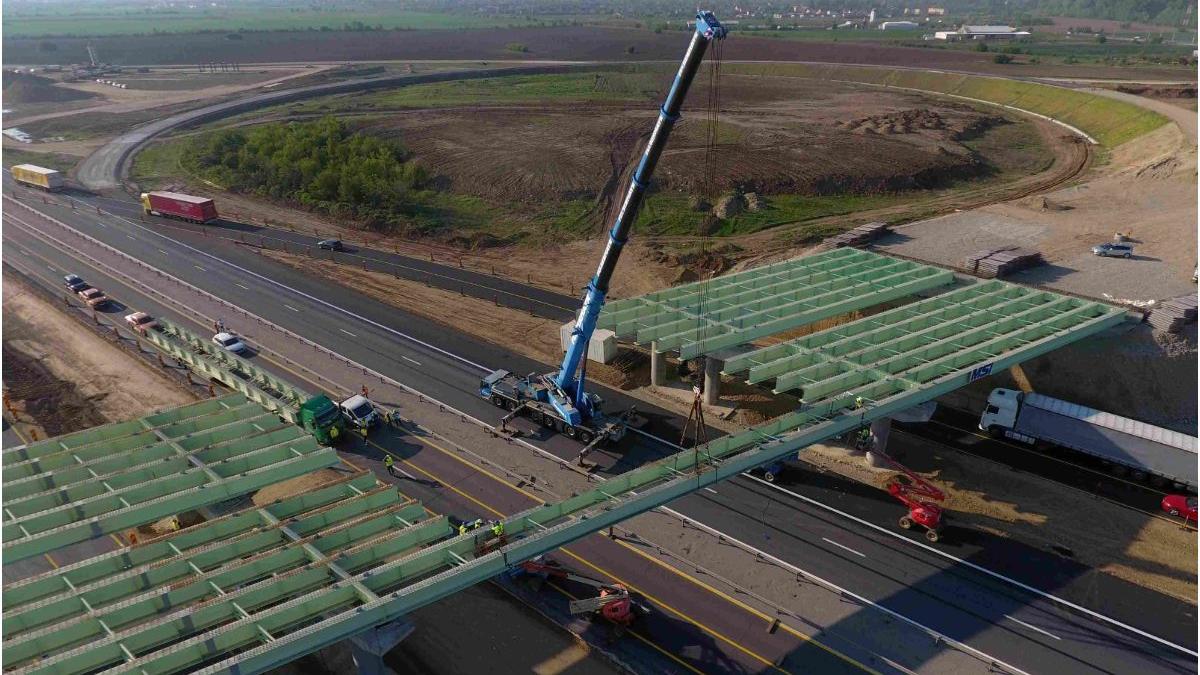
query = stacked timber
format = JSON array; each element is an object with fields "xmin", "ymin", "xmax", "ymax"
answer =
[
  {"xmin": 827, "ymin": 222, "xmax": 890, "ymax": 248},
  {"xmin": 1147, "ymin": 294, "xmax": 1198, "ymax": 333},
  {"xmin": 965, "ymin": 247, "xmax": 1044, "ymax": 278}
]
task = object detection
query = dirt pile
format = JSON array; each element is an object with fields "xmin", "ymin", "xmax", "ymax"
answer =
[
  {"xmin": 1115, "ymin": 84, "xmax": 1197, "ymax": 100},
  {"xmin": 840, "ymin": 107, "xmax": 1005, "ymax": 141},
  {"xmin": 2, "ymin": 72, "xmax": 96, "ymax": 104}
]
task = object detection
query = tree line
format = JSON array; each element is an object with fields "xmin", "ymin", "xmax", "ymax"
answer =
[{"xmin": 188, "ymin": 117, "xmax": 429, "ymax": 228}]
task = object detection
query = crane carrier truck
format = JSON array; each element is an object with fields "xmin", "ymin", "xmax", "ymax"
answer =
[{"xmin": 480, "ymin": 11, "xmax": 727, "ymax": 455}]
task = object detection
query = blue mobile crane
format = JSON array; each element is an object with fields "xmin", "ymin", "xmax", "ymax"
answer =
[{"xmin": 481, "ymin": 11, "xmax": 727, "ymax": 451}]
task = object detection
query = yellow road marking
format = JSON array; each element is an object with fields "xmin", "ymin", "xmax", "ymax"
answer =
[
  {"xmin": 363, "ymin": 436, "xmax": 874, "ymax": 674},
  {"xmin": 532, "ymin": 640, "xmax": 591, "ymax": 675},
  {"xmin": 544, "ymin": 580, "xmax": 706, "ymax": 675},
  {"xmin": 44, "ymin": 553, "xmax": 59, "ymax": 569}
]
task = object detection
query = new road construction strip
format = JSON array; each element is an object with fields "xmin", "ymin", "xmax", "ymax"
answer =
[{"xmin": 4, "ymin": 194, "xmax": 1194, "ymax": 675}]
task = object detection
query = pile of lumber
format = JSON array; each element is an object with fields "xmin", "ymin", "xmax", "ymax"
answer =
[
  {"xmin": 1147, "ymin": 294, "xmax": 1198, "ymax": 333},
  {"xmin": 964, "ymin": 247, "xmax": 1044, "ymax": 278},
  {"xmin": 827, "ymin": 222, "xmax": 889, "ymax": 248}
]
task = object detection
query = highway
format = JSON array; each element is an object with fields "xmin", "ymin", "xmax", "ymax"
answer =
[{"xmin": 4, "ymin": 189, "xmax": 1195, "ymax": 675}]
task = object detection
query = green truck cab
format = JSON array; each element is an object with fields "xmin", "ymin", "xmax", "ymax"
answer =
[{"xmin": 299, "ymin": 394, "xmax": 347, "ymax": 445}]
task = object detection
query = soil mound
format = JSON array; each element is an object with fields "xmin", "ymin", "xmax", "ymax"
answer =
[{"xmin": 2, "ymin": 72, "xmax": 96, "ymax": 104}]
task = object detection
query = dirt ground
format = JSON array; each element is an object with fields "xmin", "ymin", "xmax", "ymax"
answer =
[
  {"xmin": 360, "ymin": 78, "xmax": 1022, "ymax": 211},
  {"xmin": 253, "ymin": 468, "xmax": 350, "ymax": 506},
  {"xmin": 2, "ymin": 272, "xmax": 197, "ymax": 437},
  {"xmin": 797, "ymin": 439, "xmax": 1197, "ymax": 603},
  {"xmin": 5, "ymin": 65, "xmax": 329, "ymax": 128},
  {"xmin": 877, "ymin": 89, "xmax": 1198, "ymax": 302}
]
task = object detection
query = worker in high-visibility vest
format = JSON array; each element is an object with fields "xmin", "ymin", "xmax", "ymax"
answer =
[
  {"xmin": 854, "ymin": 396, "xmax": 864, "ymax": 410},
  {"xmin": 458, "ymin": 522, "xmax": 469, "ymax": 536},
  {"xmin": 383, "ymin": 454, "xmax": 395, "ymax": 477}
]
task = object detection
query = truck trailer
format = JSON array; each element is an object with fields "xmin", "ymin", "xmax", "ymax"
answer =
[
  {"xmin": 11, "ymin": 164, "xmax": 64, "ymax": 191},
  {"xmin": 141, "ymin": 191, "xmax": 218, "ymax": 223},
  {"xmin": 979, "ymin": 388, "xmax": 1198, "ymax": 490}
]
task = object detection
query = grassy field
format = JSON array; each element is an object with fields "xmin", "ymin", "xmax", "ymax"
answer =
[
  {"xmin": 3, "ymin": 7, "xmax": 549, "ymax": 38},
  {"xmin": 2, "ymin": 148, "xmax": 83, "ymax": 172},
  {"xmin": 725, "ymin": 62, "xmax": 1168, "ymax": 146}
]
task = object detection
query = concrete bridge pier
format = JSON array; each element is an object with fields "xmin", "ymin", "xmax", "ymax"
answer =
[
  {"xmin": 703, "ymin": 357, "xmax": 721, "ymax": 406},
  {"xmin": 650, "ymin": 341, "xmax": 666, "ymax": 386},
  {"xmin": 865, "ymin": 417, "xmax": 893, "ymax": 467},
  {"xmin": 349, "ymin": 618, "xmax": 415, "ymax": 675}
]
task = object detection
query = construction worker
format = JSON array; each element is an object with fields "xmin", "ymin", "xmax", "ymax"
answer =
[
  {"xmin": 383, "ymin": 454, "xmax": 395, "ymax": 477},
  {"xmin": 854, "ymin": 396, "xmax": 865, "ymax": 410},
  {"xmin": 490, "ymin": 520, "xmax": 504, "ymax": 538},
  {"xmin": 458, "ymin": 521, "xmax": 469, "ymax": 536},
  {"xmin": 361, "ymin": 385, "xmax": 370, "ymax": 398}
]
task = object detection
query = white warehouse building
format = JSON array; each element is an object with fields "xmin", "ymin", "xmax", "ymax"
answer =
[
  {"xmin": 879, "ymin": 20, "xmax": 921, "ymax": 30},
  {"xmin": 934, "ymin": 25, "xmax": 1030, "ymax": 40}
]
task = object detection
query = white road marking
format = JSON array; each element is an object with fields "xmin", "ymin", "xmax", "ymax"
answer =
[
  {"xmin": 284, "ymin": 304, "xmax": 300, "ymax": 312},
  {"xmin": 703, "ymin": 487, "xmax": 718, "ymax": 494},
  {"xmin": 158, "ymin": 249, "xmax": 169, "ymax": 255},
  {"xmin": 126, "ymin": 235, "xmax": 136, "ymax": 240},
  {"xmin": 402, "ymin": 356, "xmax": 421, "ymax": 366},
  {"xmin": 46, "ymin": 265, "xmax": 56, "ymax": 272},
  {"xmin": 96, "ymin": 222, "xmax": 106, "ymax": 228},
  {"xmin": 1005, "ymin": 615, "xmax": 1062, "ymax": 641},
  {"xmin": 194, "ymin": 264, "xmax": 207, "ymax": 272},
  {"xmin": 67, "ymin": 206, "xmax": 490, "ymax": 372},
  {"xmin": 625, "ymin": 426, "xmax": 1196, "ymax": 658},
  {"xmin": 339, "ymin": 328, "xmax": 357, "ymax": 337},
  {"xmin": 822, "ymin": 537, "xmax": 866, "ymax": 558},
  {"xmin": 235, "ymin": 283, "xmax": 250, "ymax": 290}
]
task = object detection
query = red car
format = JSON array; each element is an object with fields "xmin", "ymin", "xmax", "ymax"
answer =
[{"xmin": 1161, "ymin": 495, "xmax": 1197, "ymax": 521}]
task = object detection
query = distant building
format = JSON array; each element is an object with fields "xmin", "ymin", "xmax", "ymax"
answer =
[
  {"xmin": 934, "ymin": 25, "xmax": 1029, "ymax": 40},
  {"xmin": 879, "ymin": 20, "xmax": 920, "ymax": 30},
  {"xmin": 926, "ymin": 7, "xmax": 946, "ymax": 15}
]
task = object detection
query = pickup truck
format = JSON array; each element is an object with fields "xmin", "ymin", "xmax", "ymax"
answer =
[{"xmin": 78, "ymin": 287, "xmax": 111, "ymax": 309}]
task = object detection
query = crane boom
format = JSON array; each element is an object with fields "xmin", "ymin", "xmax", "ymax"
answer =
[{"xmin": 555, "ymin": 11, "xmax": 727, "ymax": 417}]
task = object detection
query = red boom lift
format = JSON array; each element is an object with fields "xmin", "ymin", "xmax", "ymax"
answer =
[
  {"xmin": 517, "ymin": 558, "xmax": 641, "ymax": 632},
  {"xmin": 854, "ymin": 428, "xmax": 947, "ymax": 542}
]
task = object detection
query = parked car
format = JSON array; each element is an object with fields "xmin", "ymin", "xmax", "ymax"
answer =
[
  {"xmin": 124, "ymin": 312, "xmax": 159, "ymax": 334},
  {"xmin": 78, "ymin": 287, "xmax": 110, "ymax": 308},
  {"xmin": 212, "ymin": 331, "xmax": 248, "ymax": 354},
  {"xmin": 63, "ymin": 274, "xmax": 89, "ymax": 293},
  {"xmin": 1092, "ymin": 242, "xmax": 1134, "ymax": 258},
  {"xmin": 1161, "ymin": 494, "xmax": 1197, "ymax": 521},
  {"xmin": 317, "ymin": 239, "xmax": 344, "ymax": 251}
]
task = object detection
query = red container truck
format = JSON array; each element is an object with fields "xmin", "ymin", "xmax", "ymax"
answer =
[{"xmin": 140, "ymin": 191, "xmax": 218, "ymax": 223}]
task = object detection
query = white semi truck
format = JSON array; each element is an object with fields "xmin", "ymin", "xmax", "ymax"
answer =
[{"xmin": 979, "ymin": 388, "xmax": 1197, "ymax": 490}]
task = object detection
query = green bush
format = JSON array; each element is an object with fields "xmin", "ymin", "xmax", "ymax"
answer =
[
  {"xmin": 505, "ymin": 42, "xmax": 529, "ymax": 53},
  {"xmin": 993, "ymin": 53, "xmax": 1014, "ymax": 64},
  {"xmin": 187, "ymin": 117, "xmax": 428, "ymax": 227}
]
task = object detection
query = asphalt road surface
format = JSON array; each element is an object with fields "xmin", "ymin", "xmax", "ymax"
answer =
[{"xmin": 5, "ymin": 189, "xmax": 1196, "ymax": 675}]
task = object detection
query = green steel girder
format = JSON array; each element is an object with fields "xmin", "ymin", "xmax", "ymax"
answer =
[
  {"xmin": 157, "ymin": 318, "xmax": 311, "ymax": 408},
  {"xmin": 611, "ymin": 254, "xmax": 900, "ymax": 337},
  {"xmin": 1, "ymin": 447, "xmax": 339, "ymax": 563},
  {"xmin": 2, "ymin": 396, "xmax": 249, "ymax": 470},
  {"xmin": 676, "ymin": 267, "xmax": 954, "ymax": 360},
  {"xmin": 3, "ymin": 474, "xmax": 380, "ymax": 610},
  {"xmin": 599, "ymin": 247, "xmax": 865, "ymax": 326},
  {"xmin": 3, "ymin": 416, "xmax": 293, "ymax": 502},
  {"xmin": 721, "ymin": 282, "xmax": 1007, "ymax": 375},
  {"xmin": 3, "ymin": 431, "xmax": 321, "ymax": 532}
]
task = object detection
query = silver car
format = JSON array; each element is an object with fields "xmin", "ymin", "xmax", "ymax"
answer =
[{"xmin": 1092, "ymin": 242, "xmax": 1134, "ymax": 258}]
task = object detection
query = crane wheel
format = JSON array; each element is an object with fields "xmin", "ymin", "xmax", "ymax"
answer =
[
  {"xmin": 763, "ymin": 470, "xmax": 777, "ymax": 483},
  {"xmin": 924, "ymin": 528, "xmax": 941, "ymax": 543},
  {"xmin": 898, "ymin": 516, "xmax": 913, "ymax": 530},
  {"xmin": 578, "ymin": 430, "xmax": 593, "ymax": 444},
  {"xmin": 564, "ymin": 425, "xmax": 578, "ymax": 439}
]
